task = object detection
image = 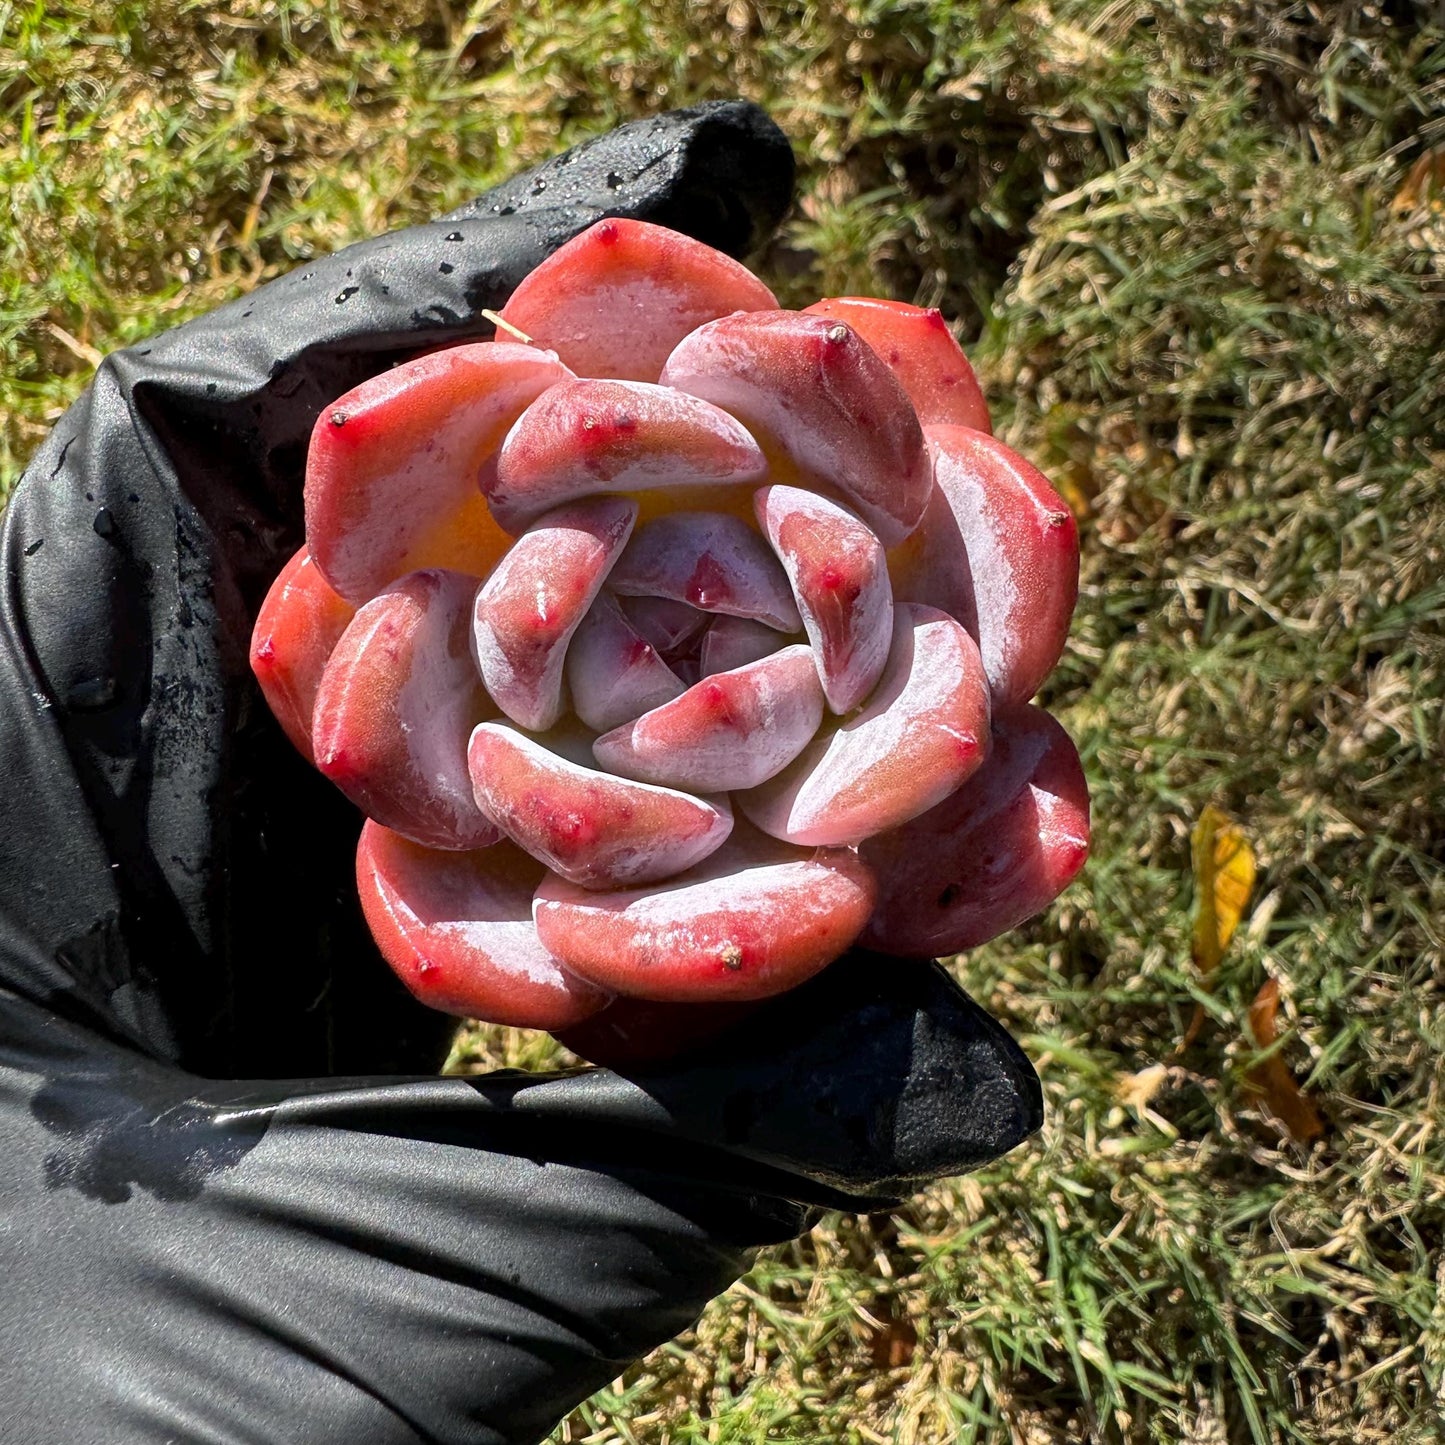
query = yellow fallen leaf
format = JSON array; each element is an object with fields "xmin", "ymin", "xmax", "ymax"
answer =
[
  {"xmin": 1191, "ymin": 804, "xmax": 1256, "ymax": 976},
  {"xmin": 1246, "ymin": 977, "xmax": 1325, "ymax": 1144},
  {"xmin": 1180, "ymin": 804, "xmax": 1256, "ymax": 1049}
]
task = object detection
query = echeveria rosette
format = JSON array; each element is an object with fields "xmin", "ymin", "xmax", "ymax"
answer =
[{"xmin": 249, "ymin": 217, "xmax": 1090, "ymax": 1054}]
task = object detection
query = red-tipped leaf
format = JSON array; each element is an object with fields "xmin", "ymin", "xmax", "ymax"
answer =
[
  {"xmin": 860, "ymin": 704, "xmax": 1090, "ymax": 956},
  {"xmin": 357, "ymin": 821, "xmax": 608, "ymax": 1028}
]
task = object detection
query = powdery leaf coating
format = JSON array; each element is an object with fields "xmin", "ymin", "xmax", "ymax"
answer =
[
  {"xmin": 740, "ymin": 605, "xmax": 990, "ymax": 848},
  {"xmin": 533, "ymin": 824, "xmax": 877, "ymax": 1003},
  {"xmin": 471, "ymin": 495, "xmax": 637, "ymax": 732},
  {"xmin": 313, "ymin": 569, "xmax": 500, "ymax": 851},
  {"xmin": 498, "ymin": 216, "xmax": 777, "ymax": 382},
  {"xmin": 698, "ymin": 615, "xmax": 787, "ymax": 677},
  {"xmin": 860, "ymin": 704, "xmax": 1090, "ymax": 956},
  {"xmin": 609, "ymin": 511, "xmax": 801, "ymax": 632},
  {"xmin": 488, "ymin": 379, "xmax": 767, "ymax": 533},
  {"xmin": 660, "ymin": 310, "xmax": 931, "ymax": 546},
  {"xmin": 357, "ymin": 821, "xmax": 609, "ymax": 1029},
  {"xmin": 306, "ymin": 343, "xmax": 570, "ymax": 603},
  {"xmin": 593, "ymin": 644, "xmax": 825, "ymax": 793},
  {"xmin": 250, "ymin": 546, "xmax": 356, "ymax": 763},
  {"xmin": 893, "ymin": 425, "xmax": 1079, "ymax": 707},
  {"xmin": 756, "ymin": 485, "xmax": 893, "ymax": 714},
  {"xmin": 803, "ymin": 297, "xmax": 991, "ymax": 433},
  {"xmin": 565, "ymin": 590, "xmax": 685, "ymax": 733},
  {"xmin": 468, "ymin": 721, "xmax": 733, "ymax": 891}
]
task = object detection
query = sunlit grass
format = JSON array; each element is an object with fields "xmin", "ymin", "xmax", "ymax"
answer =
[{"xmin": 5, "ymin": 2, "xmax": 1443, "ymax": 1439}]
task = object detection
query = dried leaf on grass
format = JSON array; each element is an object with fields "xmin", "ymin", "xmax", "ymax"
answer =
[
  {"xmin": 1246, "ymin": 977, "xmax": 1325, "ymax": 1144},
  {"xmin": 1391, "ymin": 146, "xmax": 1445, "ymax": 217},
  {"xmin": 1181, "ymin": 804, "xmax": 1257, "ymax": 1048},
  {"xmin": 1191, "ymin": 805, "xmax": 1257, "ymax": 976},
  {"xmin": 865, "ymin": 1310, "xmax": 919, "ymax": 1371}
]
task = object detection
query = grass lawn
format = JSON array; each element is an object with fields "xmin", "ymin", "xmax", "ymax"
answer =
[{"xmin": 4, "ymin": 2, "xmax": 1443, "ymax": 1440}]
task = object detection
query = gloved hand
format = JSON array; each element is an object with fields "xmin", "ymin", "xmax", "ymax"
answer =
[{"xmin": 0, "ymin": 101, "xmax": 1042, "ymax": 1445}]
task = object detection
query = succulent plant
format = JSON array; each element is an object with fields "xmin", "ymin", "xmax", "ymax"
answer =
[{"xmin": 250, "ymin": 218, "xmax": 1090, "ymax": 1055}]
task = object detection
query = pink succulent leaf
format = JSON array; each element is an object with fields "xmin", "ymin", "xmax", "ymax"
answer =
[
  {"xmin": 894, "ymin": 425, "xmax": 1079, "ymax": 707},
  {"xmin": 471, "ymin": 495, "xmax": 637, "ymax": 732},
  {"xmin": 755, "ymin": 484, "xmax": 893, "ymax": 714},
  {"xmin": 698, "ymin": 615, "xmax": 788, "ymax": 677},
  {"xmin": 250, "ymin": 545, "xmax": 356, "ymax": 764},
  {"xmin": 497, "ymin": 216, "xmax": 777, "ymax": 382},
  {"xmin": 306, "ymin": 342, "xmax": 570, "ymax": 603},
  {"xmin": 357, "ymin": 821, "xmax": 609, "ymax": 1029},
  {"xmin": 467, "ymin": 720, "xmax": 733, "ymax": 890},
  {"xmin": 608, "ymin": 511, "xmax": 801, "ymax": 632},
  {"xmin": 313, "ymin": 569, "xmax": 501, "ymax": 851},
  {"xmin": 532, "ymin": 822, "xmax": 877, "ymax": 1003},
  {"xmin": 565, "ymin": 590, "xmax": 686, "ymax": 733},
  {"xmin": 860, "ymin": 704, "xmax": 1090, "ymax": 956},
  {"xmin": 739, "ymin": 605, "xmax": 990, "ymax": 848},
  {"xmin": 803, "ymin": 297, "xmax": 991, "ymax": 432},
  {"xmin": 487, "ymin": 378, "xmax": 767, "ymax": 533},
  {"xmin": 660, "ymin": 310, "xmax": 932, "ymax": 546},
  {"xmin": 592, "ymin": 644, "xmax": 825, "ymax": 792}
]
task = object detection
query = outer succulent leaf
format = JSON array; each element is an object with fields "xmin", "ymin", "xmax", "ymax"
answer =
[
  {"xmin": 488, "ymin": 379, "xmax": 766, "ymax": 533},
  {"xmin": 885, "ymin": 473, "xmax": 978, "ymax": 633},
  {"xmin": 468, "ymin": 722, "xmax": 733, "ymax": 890},
  {"xmin": 698, "ymin": 615, "xmax": 786, "ymax": 677},
  {"xmin": 249, "ymin": 545, "xmax": 356, "ymax": 763},
  {"xmin": 497, "ymin": 216, "xmax": 778, "ymax": 383},
  {"xmin": 860, "ymin": 704, "xmax": 1090, "ymax": 956},
  {"xmin": 306, "ymin": 342, "xmax": 570, "ymax": 603},
  {"xmin": 740, "ymin": 604, "xmax": 990, "ymax": 847},
  {"xmin": 565, "ymin": 591, "xmax": 686, "ymax": 733},
  {"xmin": 471, "ymin": 495, "xmax": 637, "ymax": 732},
  {"xmin": 755, "ymin": 485, "xmax": 893, "ymax": 714},
  {"xmin": 356, "ymin": 821, "xmax": 608, "ymax": 1028},
  {"xmin": 608, "ymin": 511, "xmax": 800, "ymax": 632},
  {"xmin": 313, "ymin": 569, "xmax": 500, "ymax": 850},
  {"xmin": 803, "ymin": 297, "xmax": 991, "ymax": 432},
  {"xmin": 895, "ymin": 426, "xmax": 1078, "ymax": 706},
  {"xmin": 660, "ymin": 310, "xmax": 931, "ymax": 546},
  {"xmin": 533, "ymin": 824, "xmax": 877, "ymax": 1002},
  {"xmin": 593, "ymin": 644, "xmax": 825, "ymax": 792}
]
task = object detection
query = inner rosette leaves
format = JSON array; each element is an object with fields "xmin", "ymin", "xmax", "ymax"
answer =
[{"xmin": 251, "ymin": 216, "xmax": 1090, "ymax": 1057}]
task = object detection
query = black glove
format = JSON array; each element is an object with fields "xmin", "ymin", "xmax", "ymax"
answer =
[{"xmin": 0, "ymin": 101, "xmax": 1042, "ymax": 1444}]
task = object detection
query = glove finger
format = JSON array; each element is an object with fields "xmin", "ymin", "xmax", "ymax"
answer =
[
  {"xmin": 556, "ymin": 951, "xmax": 1044, "ymax": 1196},
  {"xmin": 440, "ymin": 95, "xmax": 794, "ymax": 256}
]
